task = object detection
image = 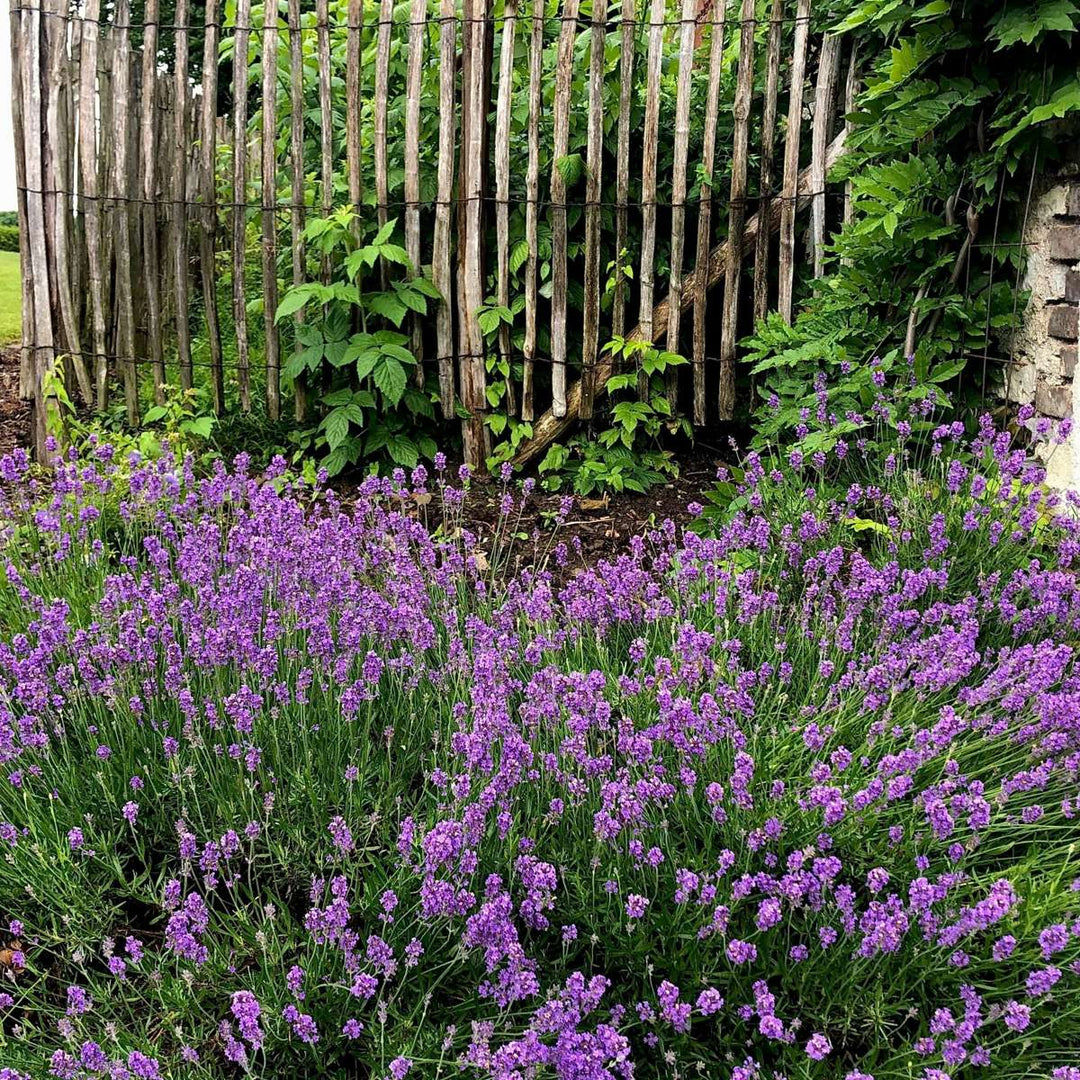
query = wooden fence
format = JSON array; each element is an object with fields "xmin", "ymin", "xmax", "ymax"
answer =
[{"xmin": 9, "ymin": 0, "xmax": 856, "ymax": 469}]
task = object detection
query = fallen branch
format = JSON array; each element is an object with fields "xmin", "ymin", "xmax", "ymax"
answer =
[{"xmin": 512, "ymin": 130, "xmax": 848, "ymax": 466}]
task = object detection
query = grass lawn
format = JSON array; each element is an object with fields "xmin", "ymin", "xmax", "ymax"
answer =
[{"xmin": 0, "ymin": 251, "xmax": 21, "ymax": 345}]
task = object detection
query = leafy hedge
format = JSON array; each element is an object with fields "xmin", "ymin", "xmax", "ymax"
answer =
[{"xmin": 0, "ymin": 224, "xmax": 19, "ymax": 253}]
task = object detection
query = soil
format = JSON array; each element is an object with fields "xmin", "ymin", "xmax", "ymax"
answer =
[{"xmin": 0, "ymin": 348, "xmax": 30, "ymax": 460}]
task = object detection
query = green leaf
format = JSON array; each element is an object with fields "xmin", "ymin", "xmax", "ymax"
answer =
[
  {"xmin": 275, "ymin": 286, "xmax": 316, "ymax": 323},
  {"xmin": 184, "ymin": 416, "xmax": 215, "ymax": 439},
  {"xmin": 386, "ymin": 433, "xmax": 420, "ymax": 468},
  {"xmin": 323, "ymin": 408, "xmax": 351, "ymax": 451},
  {"xmin": 142, "ymin": 405, "xmax": 168, "ymax": 423},
  {"xmin": 367, "ymin": 292, "xmax": 409, "ymax": 327},
  {"xmin": 373, "ymin": 356, "xmax": 408, "ymax": 406}
]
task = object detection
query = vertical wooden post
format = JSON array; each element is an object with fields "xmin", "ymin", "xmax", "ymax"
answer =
[
  {"xmin": 521, "ymin": 0, "xmax": 544, "ymax": 422},
  {"xmin": 665, "ymin": 0, "xmax": 697, "ymax": 398},
  {"xmin": 458, "ymin": 0, "xmax": 489, "ymax": 469},
  {"xmin": 112, "ymin": 0, "xmax": 139, "ymax": 424},
  {"xmin": 718, "ymin": 0, "xmax": 756, "ymax": 419},
  {"xmin": 494, "ymin": 0, "xmax": 519, "ymax": 410},
  {"xmin": 611, "ymin": 0, "xmax": 635, "ymax": 341},
  {"xmin": 262, "ymin": 0, "xmax": 281, "ymax": 420},
  {"xmin": 841, "ymin": 45, "xmax": 858, "ymax": 266},
  {"xmin": 752, "ymin": 0, "xmax": 783, "ymax": 322},
  {"xmin": 173, "ymin": 0, "xmax": 192, "ymax": 394},
  {"xmin": 405, "ymin": 0, "xmax": 429, "ymax": 385},
  {"xmin": 691, "ymin": 0, "xmax": 727, "ymax": 425},
  {"xmin": 199, "ymin": 0, "xmax": 225, "ymax": 415},
  {"xmin": 140, "ymin": 0, "xmax": 165, "ymax": 403},
  {"xmin": 346, "ymin": 0, "xmax": 364, "ymax": 219},
  {"xmin": 44, "ymin": 0, "xmax": 93, "ymax": 404},
  {"xmin": 777, "ymin": 0, "xmax": 811, "ymax": 322},
  {"xmin": 432, "ymin": 0, "xmax": 457, "ymax": 418},
  {"xmin": 77, "ymin": 0, "xmax": 107, "ymax": 408},
  {"xmin": 10, "ymin": 0, "xmax": 34, "ymax": 404},
  {"xmin": 317, "ymin": 0, "xmax": 334, "ymax": 288},
  {"xmin": 580, "ymin": 0, "xmax": 606, "ymax": 419},
  {"xmin": 288, "ymin": 0, "xmax": 308, "ymax": 421},
  {"xmin": 549, "ymin": 0, "xmax": 578, "ymax": 420},
  {"xmin": 373, "ymin": 0, "xmax": 393, "ymax": 283},
  {"xmin": 233, "ymin": 0, "xmax": 252, "ymax": 411},
  {"xmin": 636, "ymin": 0, "xmax": 664, "ymax": 395},
  {"xmin": 810, "ymin": 33, "xmax": 841, "ymax": 278}
]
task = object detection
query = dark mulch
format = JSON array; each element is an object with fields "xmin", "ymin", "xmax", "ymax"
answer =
[{"xmin": 0, "ymin": 348, "xmax": 31, "ymax": 461}]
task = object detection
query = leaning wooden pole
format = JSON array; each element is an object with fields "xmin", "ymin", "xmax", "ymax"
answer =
[
  {"xmin": 611, "ymin": 0, "xmax": 635, "ymax": 341},
  {"xmin": 810, "ymin": 33, "xmax": 841, "ymax": 278},
  {"xmin": 753, "ymin": 0, "xmax": 783, "ymax": 322},
  {"xmin": 173, "ymin": 0, "xmax": 193, "ymax": 393},
  {"xmin": 140, "ymin": 0, "xmax": 165, "ymax": 403},
  {"xmin": 432, "ymin": 0, "xmax": 457, "ymax": 418},
  {"xmin": 405, "ymin": 0, "xmax": 430, "ymax": 384},
  {"xmin": 521, "ymin": 0, "xmax": 544, "ymax": 422},
  {"xmin": 494, "ymin": 0, "xmax": 519, "ymax": 409},
  {"xmin": 10, "ymin": 0, "xmax": 34, "ymax": 405},
  {"xmin": 514, "ymin": 130, "xmax": 849, "ymax": 465},
  {"xmin": 288, "ymin": 0, "xmax": 308, "ymax": 420}
]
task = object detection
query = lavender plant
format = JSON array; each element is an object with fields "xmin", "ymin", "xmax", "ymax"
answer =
[{"xmin": 0, "ymin": 410, "xmax": 1079, "ymax": 1080}]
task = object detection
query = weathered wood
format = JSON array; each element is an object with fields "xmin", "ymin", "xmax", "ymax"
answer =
[
  {"xmin": 405, "ymin": 0, "xmax": 429, "ymax": 385},
  {"xmin": 140, "ymin": 0, "xmax": 164, "ymax": 403},
  {"xmin": 317, "ymin": 0, "xmax": 334, "ymax": 286},
  {"xmin": 718, "ymin": 0, "xmax": 756, "ymax": 419},
  {"xmin": 44, "ymin": 0, "xmax": 92, "ymax": 405},
  {"xmin": 665, "ymin": 0, "xmax": 697, "ymax": 397},
  {"xmin": 458, "ymin": 0, "xmax": 490, "ymax": 468},
  {"xmin": 778, "ymin": 0, "xmax": 811, "ymax": 322},
  {"xmin": 810, "ymin": 33, "xmax": 841, "ymax": 278},
  {"xmin": 753, "ymin": 0, "xmax": 783, "ymax": 322},
  {"xmin": 112, "ymin": 0, "xmax": 139, "ymax": 424},
  {"xmin": 580, "ymin": 0, "xmax": 607, "ymax": 419},
  {"xmin": 199, "ymin": 0, "xmax": 224, "ymax": 415},
  {"xmin": 10, "ymin": 0, "xmax": 33, "ymax": 402},
  {"xmin": 346, "ymin": 0, "xmax": 364, "ymax": 222},
  {"xmin": 521, "ymin": 0, "xmax": 544, "ymax": 422},
  {"xmin": 288, "ymin": 0, "xmax": 308, "ymax": 421},
  {"xmin": 373, "ymin": 0, "xmax": 394, "ymax": 284},
  {"xmin": 841, "ymin": 43, "xmax": 858, "ymax": 264},
  {"xmin": 612, "ymin": 0, "xmax": 635, "ymax": 341},
  {"xmin": 549, "ymin": 0, "xmax": 579, "ymax": 419},
  {"xmin": 432, "ymin": 0, "xmax": 457, "ymax": 418},
  {"xmin": 232, "ymin": 0, "xmax": 252, "ymax": 412},
  {"xmin": 494, "ymin": 0, "xmax": 519, "ymax": 409},
  {"xmin": 516, "ymin": 130, "xmax": 849, "ymax": 464},
  {"xmin": 262, "ymin": 0, "xmax": 281, "ymax": 420},
  {"xmin": 636, "ymin": 0, "xmax": 665, "ymax": 376},
  {"xmin": 691, "ymin": 0, "xmax": 727, "ymax": 425},
  {"xmin": 173, "ymin": 0, "xmax": 192, "ymax": 393}
]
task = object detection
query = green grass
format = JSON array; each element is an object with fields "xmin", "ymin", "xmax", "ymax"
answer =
[{"xmin": 0, "ymin": 251, "xmax": 21, "ymax": 345}]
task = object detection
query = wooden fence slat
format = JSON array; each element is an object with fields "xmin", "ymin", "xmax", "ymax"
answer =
[
  {"xmin": 637, "ymin": 0, "xmax": 665, "ymax": 372},
  {"xmin": 549, "ymin": 0, "xmax": 579, "ymax": 420},
  {"xmin": 692, "ymin": 0, "xmax": 727, "ymax": 425},
  {"xmin": 233, "ymin": 0, "xmax": 252, "ymax": 412},
  {"xmin": 810, "ymin": 33, "xmax": 841, "ymax": 278},
  {"xmin": 262, "ymin": 0, "xmax": 281, "ymax": 420},
  {"xmin": 778, "ymin": 0, "xmax": 811, "ymax": 322},
  {"xmin": 346, "ymin": 0, "xmax": 364, "ymax": 222},
  {"xmin": 580, "ymin": 0, "xmax": 607, "ymax": 419},
  {"xmin": 718, "ymin": 0, "xmax": 756, "ymax": 419},
  {"xmin": 173, "ymin": 0, "xmax": 192, "ymax": 393},
  {"xmin": 77, "ymin": 0, "xmax": 105, "ymax": 406},
  {"xmin": 841, "ymin": 45, "xmax": 858, "ymax": 265},
  {"xmin": 288, "ymin": 0, "xmax": 308, "ymax": 421},
  {"xmin": 112, "ymin": 0, "xmax": 140, "ymax": 424},
  {"xmin": 317, "ymin": 0, "xmax": 334, "ymax": 287},
  {"xmin": 406, "ymin": 0, "xmax": 429, "ymax": 386},
  {"xmin": 494, "ymin": 0, "xmax": 519, "ymax": 412},
  {"xmin": 140, "ymin": 0, "xmax": 164, "ymax": 403},
  {"xmin": 97, "ymin": 32, "xmax": 114, "ymax": 340},
  {"xmin": 373, "ymin": 0, "xmax": 393, "ymax": 283},
  {"xmin": 458, "ymin": 0, "xmax": 490, "ymax": 468},
  {"xmin": 753, "ymin": 0, "xmax": 783, "ymax": 322},
  {"xmin": 10, "ymin": 0, "xmax": 30, "ymax": 402},
  {"xmin": 16, "ymin": 0, "xmax": 52, "ymax": 458},
  {"xmin": 432, "ymin": 0, "xmax": 457, "ymax": 418},
  {"xmin": 665, "ymin": 0, "xmax": 697, "ymax": 397},
  {"xmin": 611, "ymin": 0, "xmax": 635, "ymax": 341},
  {"xmin": 45, "ymin": 0, "xmax": 92, "ymax": 405},
  {"xmin": 199, "ymin": 0, "xmax": 224, "ymax": 415},
  {"xmin": 521, "ymin": 0, "xmax": 544, "ymax": 422}
]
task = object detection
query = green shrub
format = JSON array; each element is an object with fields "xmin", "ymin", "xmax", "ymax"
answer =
[{"xmin": 0, "ymin": 224, "xmax": 20, "ymax": 252}]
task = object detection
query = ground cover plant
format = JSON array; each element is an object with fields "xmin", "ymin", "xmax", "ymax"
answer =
[{"xmin": 1, "ymin": 379, "xmax": 1080, "ymax": 1078}]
